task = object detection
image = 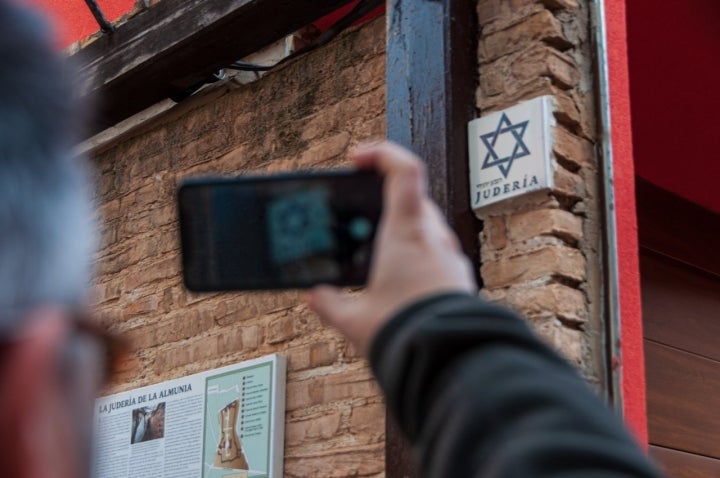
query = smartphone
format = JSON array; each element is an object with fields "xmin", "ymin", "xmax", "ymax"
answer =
[{"xmin": 178, "ymin": 169, "xmax": 383, "ymax": 291}]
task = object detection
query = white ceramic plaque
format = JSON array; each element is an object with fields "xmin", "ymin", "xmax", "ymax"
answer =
[{"xmin": 468, "ymin": 95, "xmax": 555, "ymax": 210}]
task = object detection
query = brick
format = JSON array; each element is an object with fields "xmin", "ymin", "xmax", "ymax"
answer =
[
  {"xmin": 507, "ymin": 208, "xmax": 583, "ymax": 244},
  {"xmin": 553, "ymin": 166, "xmax": 585, "ymax": 200},
  {"xmin": 216, "ymin": 326, "xmax": 246, "ymax": 355},
  {"xmin": 310, "ymin": 341, "xmax": 337, "ymax": 368},
  {"xmin": 126, "ymin": 238, "xmax": 160, "ymax": 265},
  {"xmin": 94, "ymin": 306, "xmax": 123, "ymax": 328},
  {"xmin": 481, "ymin": 244, "xmax": 585, "ymax": 288},
  {"xmin": 481, "ymin": 287, "xmax": 507, "ymax": 303},
  {"xmin": 90, "ymin": 280, "xmax": 122, "ymax": 305},
  {"xmin": 147, "ymin": 203, "xmax": 177, "ymax": 229},
  {"xmin": 283, "ymin": 444, "xmax": 384, "ymax": 478},
  {"xmin": 197, "ymin": 300, "xmax": 226, "ymax": 324},
  {"xmin": 98, "ymin": 198, "xmax": 121, "ymax": 222},
  {"xmin": 501, "ymin": 283, "xmax": 587, "ymax": 324},
  {"xmin": 285, "ymin": 410, "xmax": 343, "ymax": 446},
  {"xmin": 123, "ymin": 256, "xmax": 179, "ymax": 291},
  {"xmin": 97, "ymin": 222, "xmax": 120, "ymax": 252},
  {"xmin": 479, "ymin": 66, "xmax": 507, "ymax": 97},
  {"xmin": 321, "ymin": 369, "xmax": 381, "ymax": 404},
  {"xmin": 128, "ymin": 153, "xmax": 171, "ymax": 183},
  {"xmin": 529, "ymin": 317, "xmax": 583, "ymax": 364},
  {"xmin": 478, "ymin": 2, "xmax": 549, "ymax": 36},
  {"xmin": 119, "ymin": 212, "xmax": 152, "ymax": 237},
  {"xmin": 153, "ymin": 334, "xmax": 219, "ymax": 371},
  {"xmin": 554, "ymin": 126, "xmax": 594, "ymax": 170},
  {"xmin": 159, "ymin": 286, "xmax": 185, "ymax": 313},
  {"xmin": 124, "ymin": 295, "xmax": 160, "ymax": 318},
  {"xmin": 349, "ymin": 402, "xmax": 385, "ymax": 436},
  {"xmin": 212, "ymin": 297, "xmax": 260, "ymax": 325},
  {"xmin": 240, "ymin": 325, "xmax": 261, "ymax": 350},
  {"xmin": 541, "ymin": 0, "xmax": 579, "ymax": 10},
  {"xmin": 125, "ymin": 182, "xmax": 158, "ymax": 208},
  {"xmin": 286, "ymin": 341, "xmax": 337, "ymax": 372},
  {"xmin": 121, "ymin": 325, "xmax": 156, "ymax": 350},
  {"xmin": 477, "ymin": 0, "xmax": 503, "ymax": 21},
  {"xmin": 299, "ymin": 131, "xmax": 351, "ymax": 166},
  {"xmin": 301, "ymin": 103, "xmax": 341, "ymax": 142},
  {"xmin": 153, "ymin": 309, "xmax": 214, "ymax": 345},
  {"xmin": 481, "ymin": 216, "xmax": 507, "ymax": 250},
  {"xmin": 342, "ymin": 340, "xmax": 362, "ymax": 361},
  {"xmin": 511, "ymin": 45, "xmax": 579, "ymax": 89},
  {"xmin": 111, "ymin": 354, "xmax": 143, "ymax": 386},
  {"xmin": 480, "ymin": 10, "xmax": 570, "ymax": 63},
  {"xmin": 285, "ymin": 369, "xmax": 379, "ymax": 411},
  {"xmin": 552, "ymin": 89, "xmax": 583, "ymax": 131},
  {"xmin": 266, "ymin": 314, "xmax": 296, "ymax": 344}
]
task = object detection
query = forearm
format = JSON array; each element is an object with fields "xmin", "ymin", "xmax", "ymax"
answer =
[{"xmin": 370, "ymin": 293, "xmax": 662, "ymax": 477}]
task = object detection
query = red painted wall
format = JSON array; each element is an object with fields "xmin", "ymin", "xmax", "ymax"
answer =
[
  {"xmin": 605, "ymin": 0, "xmax": 648, "ymax": 444},
  {"xmin": 24, "ymin": 0, "xmax": 384, "ymax": 49},
  {"xmin": 22, "ymin": 0, "xmax": 134, "ymax": 47},
  {"xmin": 626, "ymin": 0, "xmax": 720, "ymax": 214}
]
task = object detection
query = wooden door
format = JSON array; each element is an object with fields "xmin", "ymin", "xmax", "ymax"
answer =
[{"xmin": 637, "ymin": 178, "xmax": 720, "ymax": 477}]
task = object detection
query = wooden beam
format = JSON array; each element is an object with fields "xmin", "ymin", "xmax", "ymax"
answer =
[
  {"xmin": 72, "ymin": 0, "xmax": 357, "ymax": 136},
  {"xmin": 386, "ymin": 0, "xmax": 479, "ymax": 266},
  {"xmin": 385, "ymin": 0, "xmax": 479, "ymax": 477}
]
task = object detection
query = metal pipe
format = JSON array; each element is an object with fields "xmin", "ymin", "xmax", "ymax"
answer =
[{"xmin": 591, "ymin": 0, "xmax": 624, "ymax": 416}]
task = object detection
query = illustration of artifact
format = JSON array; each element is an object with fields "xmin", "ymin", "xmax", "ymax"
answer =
[{"xmin": 213, "ymin": 399, "xmax": 249, "ymax": 470}]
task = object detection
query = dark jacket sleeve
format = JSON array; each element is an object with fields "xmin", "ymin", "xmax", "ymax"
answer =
[{"xmin": 369, "ymin": 292, "xmax": 662, "ymax": 478}]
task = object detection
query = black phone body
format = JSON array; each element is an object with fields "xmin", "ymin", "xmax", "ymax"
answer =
[{"xmin": 178, "ymin": 169, "xmax": 383, "ymax": 291}]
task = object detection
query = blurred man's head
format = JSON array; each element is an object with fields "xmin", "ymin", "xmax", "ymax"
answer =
[
  {"xmin": 0, "ymin": 0, "xmax": 94, "ymax": 319},
  {"xmin": 0, "ymin": 1, "xmax": 103, "ymax": 477}
]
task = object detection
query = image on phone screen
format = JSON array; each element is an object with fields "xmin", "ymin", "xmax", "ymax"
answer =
[{"xmin": 179, "ymin": 171, "xmax": 382, "ymax": 291}]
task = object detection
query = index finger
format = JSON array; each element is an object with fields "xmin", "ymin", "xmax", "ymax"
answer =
[
  {"xmin": 351, "ymin": 141, "xmax": 427, "ymax": 221},
  {"xmin": 352, "ymin": 141, "xmax": 421, "ymax": 176}
]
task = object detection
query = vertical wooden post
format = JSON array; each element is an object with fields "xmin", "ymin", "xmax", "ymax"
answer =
[{"xmin": 385, "ymin": 0, "xmax": 478, "ymax": 476}]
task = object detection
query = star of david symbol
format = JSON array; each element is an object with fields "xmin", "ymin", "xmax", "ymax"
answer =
[{"xmin": 480, "ymin": 113, "xmax": 530, "ymax": 179}]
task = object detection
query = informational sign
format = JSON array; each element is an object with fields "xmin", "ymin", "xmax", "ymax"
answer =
[
  {"xmin": 468, "ymin": 95, "xmax": 555, "ymax": 210},
  {"xmin": 92, "ymin": 354, "xmax": 286, "ymax": 478}
]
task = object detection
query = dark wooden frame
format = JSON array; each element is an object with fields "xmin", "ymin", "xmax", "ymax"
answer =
[
  {"xmin": 73, "ymin": 0, "xmax": 479, "ymax": 475},
  {"xmin": 385, "ymin": 1, "xmax": 479, "ymax": 476},
  {"xmin": 386, "ymin": 0, "xmax": 480, "ymax": 270},
  {"xmin": 73, "ymin": 0, "xmax": 359, "ymax": 135},
  {"xmin": 635, "ymin": 177, "xmax": 720, "ymax": 277}
]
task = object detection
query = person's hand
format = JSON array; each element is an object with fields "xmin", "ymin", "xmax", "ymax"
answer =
[{"xmin": 307, "ymin": 141, "xmax": 477, "ymax": 356}]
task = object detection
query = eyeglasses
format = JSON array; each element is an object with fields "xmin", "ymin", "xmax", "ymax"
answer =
[
  {"xmin": 64, "ymin": 311, "xmax": 128, "ymax": 382},
  {"xmin": 0, "ymin": 309, "xmax": 128, "ymax": 385}
]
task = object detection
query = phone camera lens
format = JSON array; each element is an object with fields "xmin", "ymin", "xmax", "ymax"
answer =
[{"xmin": 349, "ymin": 217, "xmax": 372, "ymax": 241}]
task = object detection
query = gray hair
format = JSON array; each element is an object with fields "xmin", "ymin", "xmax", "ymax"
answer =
[{"xmin": 0, "ymin": 1, "xmax": 96, "ymax": 323}]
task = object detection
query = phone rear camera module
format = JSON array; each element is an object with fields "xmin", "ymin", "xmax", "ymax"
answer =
[{"xmin": 349, "ymin": 216, "xmax": 373, "ymax": 241}]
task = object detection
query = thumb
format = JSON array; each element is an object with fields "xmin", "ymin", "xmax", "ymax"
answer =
[
  {"xmin": 306, "ymin": 285, "xmax": 354, "ymax": 328},
  {"xmin": 307, "ymin": 286, "xmax": 374, "ymax": 356}
]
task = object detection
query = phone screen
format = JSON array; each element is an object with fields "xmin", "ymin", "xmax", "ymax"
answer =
[{"xmin": 178, "ymin": 171, "xmax": 383, "ymax": 291}]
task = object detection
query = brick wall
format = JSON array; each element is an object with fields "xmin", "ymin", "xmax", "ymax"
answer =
[
  {"xmin": 475, "ymin": 0, "xmax": 605, "ymax": 385},
  {"xmin": 90, "ymin": 2, "xmax": 608, "ymax": 475},
  {"xmin": 91, "ymin": 17, "xmax": 386, "ymax": 477}
]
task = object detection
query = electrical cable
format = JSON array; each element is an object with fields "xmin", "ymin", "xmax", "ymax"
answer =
[
  {"xmin": 84, "ymin": 0, "xmax": 115, "ymax": 34},
  {"xmin": 173, "ymin": 0, "xmax": 383, "ymax": 102},
  {"xmin": 226, "ymin": 0, "xmax": 384, "ymax": 72}
]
